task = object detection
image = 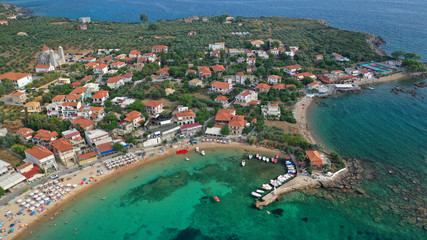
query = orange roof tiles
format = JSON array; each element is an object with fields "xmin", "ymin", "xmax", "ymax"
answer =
[
  {"xmin": 228, "ymin": 115, "xmax": 247, "ymax": 127},
  {"xmin": 35, "ymin": 65, "xmax": 51, "ymax": 69},
  {"xmin": 215, "ymin": 109, "xmax": 235, "ymax": 122},
  {"xmin": 256, "ymin": 83, "xmax": 271, "ymax": 90},
  {"xmin": 211, "ymin": 81, "xmax": 231, "ymax": 90},
  {"xmin": 0, "ymin": 72, "xmax": 31, "ymax": 81},
  {"xmin": 73, "ymin": 118, "xmax": 95, "ymax": 128},
  {"xmin": 152, "ymin": 45, "xmax": 168, "ymax": 50},
  {"xmin": 211, "ymin": 65, "xmax": 226, "ymax": 71},
  {"xmin": 268, "ymin": 75, "xmax": 282, "ymax": 79},
  {"xmin": 285, "ymin": 64, "xmax": 302, "ymax": 70},
  {"xmin": 52, "ymin": 95, "xmax": 66, "ymax": 101},
  {"xmin": 145, "ymin": 100, "xmax": 163, "ymax": 107},
  {"xmin": 94, "ymin": 64, "xmax": 108, "ymax": 69},
  {"xmin": 272, "ymin": 84, "xmax": 286, "ymax": 89},
  {"xmin": 91, "ymin": 90, "xmax": 109, "ymax": 99},
  {"xmin": 17, "ymin": 128, "xmax": 34, "ymax": 138},
  {"xmin": 306, "ymin": 150, "xmax": 324, "ymax": 165},
  {"xmin": 51, "ymin": 138, "xmax": 74, "ymax": 153},
  {"xmin": 33, "ymin": 129, "xmax": 58, "ymax": 142},
  {"xmin": 24, "ymin": 101, "xmax": 40, "ymax": 107},
  {"xmin": 175, "ymin": 110, "xmax": 195, "ymax": 118},
  {"xmin": 82, "ymin": 75, "xmax": 93, "ymax": 81},
  {"xmin": 25, "ymin": 146, "xmax": 53, "ymax": 160},
  {"xmin": 215, "ymin": 96, "xmax": 229, "ymax": 102},
  {"xmin": 124, "ymin": 111, "xmax": 141, "ymax": 122}
]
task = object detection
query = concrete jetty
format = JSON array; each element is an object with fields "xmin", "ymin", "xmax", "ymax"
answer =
[{"xmin": 255, "ymin": 176, "xmax": 321, "ymax": 209}]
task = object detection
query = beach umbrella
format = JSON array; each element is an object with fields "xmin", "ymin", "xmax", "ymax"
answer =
[
  {"xmin": 36, "ymin": 197, "xmax": 41, "ymax": 201},
  {"xmin": 83, "ymin": 178, "xmax": 87, "ymax": 181},
  {"xmin": 39, "ymin": 200, "xmax": 45, "ymax": 204},
  {"xmin": 34, "ymin": 190, "xmax": 39, "ymax": 193},
  {"xmin": 30, "ymin": 201, "xmax": 35, "ymax": 205},
  {"xmin": 20, "ymin": 223, "xmax": 25, "ymax": 227},
  {"xmin": 73, "ymin": 184, "xmax": 77, "ymax": 188},
  {"xmin": 29, "ymin": 207, "xmax": 35, "ymax": 211},
  {"xmin": 24, "ymin": 204, "xmax": 30, "ymax": 208},
  {"xmin": 9, "ymin": 228, "xmax": 14, "ymax": 232},
  {"xmin": 35, "ymin": 203, "xmax": 40, "ymax": 207},
  {"xmin": 44, "ymin": 197, "xmax": 49, "ymax": 201},
  {"xmin": 67, "ymin": 184, "xmax": 72, "ymax": 187},
  {"xmin": 16, "ymin": 199, "xmax": 23, "ymax": 203}
]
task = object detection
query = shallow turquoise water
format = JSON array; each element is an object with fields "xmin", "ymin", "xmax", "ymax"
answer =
[{"xmin": 21, "ymin": 140, "xmax": 426, "ymax": 240}]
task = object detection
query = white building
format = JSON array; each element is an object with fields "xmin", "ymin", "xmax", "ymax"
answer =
[
  {"xmin": 235, "ymin": 90, "xmax": 258, "ymax": 106},
  {"xmin": 262, "ymin": 103, "xmax": 281, "ymax": 119},
  {"xmin": 35, "ymin": 64, "xmax": 55, "ymax": 73},
  {"xmin": 209, "ymin": 42, "xmax": 225, "ymax": 51},
  {"xmin": 25, "ymin": 146, "xmax": 58, "ymax": 171},
  {"xmin": 0, "ymin": 72, "xmax": 33, "ymax": 88},
  {"xmin": 267, "ymin": 75, "xmax": 282, "ymax": 84}
]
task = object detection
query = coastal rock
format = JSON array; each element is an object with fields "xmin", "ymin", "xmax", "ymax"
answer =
[
  {"xmin": 366, "ymin": 33, "xmax": 387, "ymax": 56},
  {"xmin": 356, "ymin": 188, "xmax": 366, "ymax": 194}
]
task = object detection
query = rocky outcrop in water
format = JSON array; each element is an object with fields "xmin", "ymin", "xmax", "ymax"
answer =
[
  {"xmin": 391, "ymin": 86, "xmax": 417, "ymax": 97},
  {"xmin": 318, "ymin": 158, "xmax": 364, "ymax": 191},
  {"xmin": 366, "ymin": 34, "xmax": 387, "ymax": 56}
]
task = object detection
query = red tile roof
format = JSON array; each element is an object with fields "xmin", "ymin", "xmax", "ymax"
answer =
[
  {"xmin": 152, "ymin": 45, "xmax": 168, "ymax": 50},
  {"xmin": 71, "ymin": 81, "xmax": 81, "ymax": 87},
  {"xmin": 51, "ymin": 138, "xmax": 74, "ymax": 152},
  {"xmin": 73, "ymin": 118, "xmax": 95, "ymax": 128},
  {"xmin": 17, "ymin": 128, "xmax": 34, "ymax": 138},
  {"xmin": 20, "ymin": 163, "xmax": 41, "ymax": 180},
  {"xmin": 215, "ymin": 96, "xmax": 229, "ymax": 102},
  {"xmin": 91, "ymin": 90, "xmax": 109, "ymax": 99},
  {"xmin": 285, "ymin": 64, "xmax": 302, "ymax": 70},
  {"xmin": 145, "ymin": 100, "xmax": 163, "ymax": 107},
  {"xmin": 175, "ymin": 110, "xmax": 195, "ymax": 118},
  {"xmin": 306, "ymin": 150, "xmax": 324, "ymax": 165},
  {"xmin": 35, "ymin": 65, "xmax": 51, "ymax": 69},
  {"xmin": 124, "ymin": 111, "xmax": 141, "ymax": 122},
  {"xmin": 211, "ymin": 81, "xmax": 231, "ymax": 90},
  {"xmin": 215, "ymin": 109, "xmax": 235, "ymax": 122},
  {"xmin": 228, "ymin": 115, "xmax": 247, "ymax": 127},
  {"xmin": 211, "ymin": 65, "xmax": 226, "ymax": 72},
  {"xmin": 25, "ymin": 146, "xmax": 53, "ymax": 160},
  {"xmin": 256, "ymin": 83, "xmax": 271, "ymax": 90},
  {"xmin": 33, "ymin": 129, "xmax": 58, "ymax": 142},
  {"xmin": 268, "ymin": 75, "xmax": 282, "ymax": 80},
  {"xmin": 180, "ymin": 123, "xmax": 201, "ymax": 130},
  {"xmin": 272, "ymin": 84, "xmax": 286, "ymax": 90},
  {"xmin": 52, "ymin": 95, "xmax": 66, "ymax": 101},
  {"xmin": 0, "ymin": 72, "xmax": 31, "ymax": 81},
  {"xmin": 94, "ymin": 64, "xmax": 108, "ymax": 69},
  {"xmin": 82, "ymin": 75, "xmax": 93, "ymax": 81},
  {"xmin": 79, "ymin": 151, "xmax": 96, "ymax": 160}
]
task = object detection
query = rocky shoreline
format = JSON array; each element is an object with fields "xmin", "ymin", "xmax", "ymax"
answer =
[
  {"xmin": 366, "ymin": 33, "xmax": 387, "ymax": 56},
  {"xmin": 391, "ymin": 80, "xmax": 427, "ymax": 98},
  {"xmin": 318, "ymin": 158, "xmax": 364, "ymax": 193}
]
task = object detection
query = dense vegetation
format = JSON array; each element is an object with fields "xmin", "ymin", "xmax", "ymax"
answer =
[{"xmin": 0, "ymin": 15, "xmax": 384, "ymax": 73}]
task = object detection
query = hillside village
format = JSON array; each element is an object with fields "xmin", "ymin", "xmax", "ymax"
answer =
[{"xmin": 0, "ymin": 10, "xmax": 407, "ymax": 195}]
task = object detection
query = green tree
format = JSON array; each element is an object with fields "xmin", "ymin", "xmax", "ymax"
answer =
[
  {"xmin": 113, "ymin": 142, "xmax": 124, "ymax": 152},
  {"xmin": 220, "ymin": 126, "xmax": 230, "ymax": 135},
  {"xmin": 148, "ymin": 23, "xmax": 159, "ymax": 31},
  {"xmin": 0, "ymin": 187, "xmax": 4, "ymax": 196},
  {"xmin": 140, "ymin": 13, "xmax": 149, "ymax": 23},
  {"xmin": 127, "ymin": 100, "xmax": 146, "ymax": 112}
]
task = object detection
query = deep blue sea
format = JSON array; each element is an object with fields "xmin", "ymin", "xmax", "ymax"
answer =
[
  {"xmin": 4, "ymin": 0, "xmax": 426, "ymax": 239},
  {"xmin": 4, "ymin": 0, "xmax": 427, "ymax": 59}
]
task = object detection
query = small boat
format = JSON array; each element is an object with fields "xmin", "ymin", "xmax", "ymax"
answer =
[
  {"xmin": 248, "ymin": 155, "xmax": 253, "ymax": 159},
  {"xmin": 272, "ymin": 159, "xmax": 278, "ymax": 164},
  {"xmin": 262, "ymin": 184, "xmax": 272, "ymax": 190},
  {"xmin": 102, "ymin": 196, "xmax": 106, "ymax": 200},
  {"xmin": 262, "ymin": 157, "xmax": 266, "ymax": 161},
  {"xmin": 275, "ymin": 154, "xmax": 279, "ymax": 159},
  {"xmin": 213, "ymin": 196, "xmax": 220, "ymax": 202},
  {"xmin": 256, "ymin": 154, "xmax": 259, "ymax": 159},
  {"xmin": 241, "ymin": 160, "xmax": 246, "ymax": 167},
  {"xmin": 195, "ymin": 147, "xmax": 200, "ymax": 152},
  {"xmin": 256, "ymin": 189, "xmax": 265, "ymax": 193},
  {"xmin": 185, "ymin": 157, "xmax": 190, "ymax": 161},
  {"xmin": 251, "ymin": 192, "xmax": 262, "ymax": 198},
  {"xmin": 368, "ymin": 86, "xmax": 374, "ymax": 90},
  {"xmin": 201, "ymin": 150, "xmax": 205, "ymax": 156},
  {"xmin": 266, "ymin": 158, "xmax": 269, "ymax": 163}
]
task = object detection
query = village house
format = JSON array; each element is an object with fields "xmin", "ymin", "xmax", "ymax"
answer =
[
  {"xmin": 332, "ymin": 52, "xmax": 349, "ymax": 62},
  {"xmin": 152, "ymin": 45, "xmax": 169, "ymax": 53},
  {"xmin": 32, "ymin": 129, "xmax": 58, "ymax": 148},
  {"xmin": 93, "ymin": 64, "xmax": 109, "ymax": 74},
  {"xmin": 6, "ymin": 14, "xmax": 17, "ymax": 20},
  {"xmin": 262, "ymin": 103, "xmax": 281, "ymax": 119},
  {"xmin": 16, "ymin": 162, "xmax": 43, "ymax": 182},
  {"xmin": 202, "ymin": 17, "xmax": 209, "ymax": 22},
  {"xmin": 145, "ymin": 100, "xmax": 164, "ymax": 115},
  {"xmin": 77, "ymin": 25, "xmax": 87, "ymax": 30},
  {"xmin": 129, "ymin": 50, "xmax": 140, "ymax": 58},
  {"xmin": 215, "ymin": 109, "xmax": 236, "ymax": 125},
  {"xmin": 51, "ymin": 138, "xmax": 77, "ymax": 168},
  {"xmin": 359, "ymin": 69, "xmax": 374, "ymax": 79},
  {"xmin": 11, "ymin": 91, "xmax": 27, "ymax": 104},
  {"xmin": 24, "ymin": 101, "xmax": 42, "ymax": 113},
  {"xmin": 306, "ymin": 150, "xmax": 329, "ymax": 168},
  {"xmin": 62, "ymin": 129, "xmax": 86, "ymax": 150},
  {"xmin": 0, "ymin": 72, "xmax": 33, "ymax": 88},
  {"xmin": 228, "ymin": 115, "xmax": 247, "ymax": 135},
  {"xmin": 315, "ymin": 54, "xmax": 324, "ymax": 61},
  {"xmin": 110, "ymin": 61, "xmax": 126, "ymax": 69},
  {"xmin": 57, "ymin": 77, "xmax": 71, "ymax": 85},
  {"xmin": 107, "ymin": 76, "xmax": 125, "ymax": 89},
  {"xmin": 173, "ymin": 108, "xmax": 196, "ymax": 126},
  {"xmin": 91, "ymin": 90, "xmax": 109, "ymax": 105},
  {"xmin": 119, "ymin": 111, "xmax": 145, "ymax": 133},
  {"xmin": 16, "ymin": 128, "xmax": 34, "ymax": 144},
  {"xmin": 255, "ymin": 83, "xmax": 271, "ymax": 93},
  {"xmin": 246, "ymin": 57, "xmax": 256, "ymax": 66},
  {"xmin": 211, "ymin": 65, "xmax": 226, "ymax": 76},
  {"xmin": 211, "ymin": 81, "xmax": 233, "ymax": 94},
  {"xmin": 89, "ymin": 107, "xmax": 105, "ymax": 120},
  {"xmin": 284, "ymin": 64, "xmax": 302, "ymax": 75},
  {"xmin": 35, "ymin": 64, "xmax": 55, "ymax": 73},
  {"xmin": 82, "ymin": 75, "xmax": 94, "ymax": 82},
  {"xmin": 85, "ymin": 129, "xmax": 114, "ymax": 156},
  {"xmin": 73, "ymin": 118, "xmax": 96, "ymax": 130},
  {"xmin": 111, "ymin": 97, "xmax": 136, "ymax": 108},
  {"xmin": 186, "ymin": 69, "xmax": 197, "ymax": 77},
  {"xmin": 256, "ymin": 50, "xmax": 269, "ymax": 59},
  {"xmin": 188, "ymin": 79, "xmax": 203, "ymax": 87},
  {"xmin": 80, "ymin": 57, "xmax": 96, "ymax": 62},
  {"xmin": 198, "ymin": 67, "xmax": 212, "ymax": 79},
  {"xmin": 267, "ymin": 75, "xmax": 282, "ymax": 84},
  {"xmin": 180, "ymin": 123, "xmax": 202, "ymax": 137},
  {"xmin": 235, "ymin": 90, "xmax": 258, "ymax": 106},
  {"xmin": 71, "ymin": 82, "xmax": 81, "ymax": 87},
  {"xmin": 0, "ymin": 20, "xmax": 8, "ymax": 25},
  {"xmin": 228, "ymin": 48, "xmax": 245, "ymax": 57},
  {"xmin": 158, "ymin": 67, "xmax": 170, "ymax": 77},
  {"xmin": 293, "ymin": 72, "xmax": 316, "ymax": 80},
  {"xmin": 25, "ymin": 145, "xmax": 58, "ymax": 171},
  {"xmin": 208, "ymin": 42, "xmax": 225, "ymax": 51},
  {"xmin": 188, "ymin": 31, "xmax": 197, "ymax": 36},
  {"xmin": 246, "ymin": 50, "xmax": 255, "ymax": 57},
  {"xmin": 215, "ymin": 96, "xmax": 229, "ymax": 107}
]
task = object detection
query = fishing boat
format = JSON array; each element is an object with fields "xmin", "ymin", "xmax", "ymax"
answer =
[
  {"xmin": 275, "ymin": 154, "xmax": 279, "ymax": 159},
  {"xmin": 256, "ymin": 189, "xmax": 265, "ymax": 193},
  {"xmin": 248, "ymin": 155, "xmax": 253, "ymax": 159},
  {"xmin": 272, "ymin": 159, "xmax": 278, "ymax": 164},
  {"xmin": 241, "ymin": 160, "xmax": 246, "ymax": 167},
  {"xmin": 256, "ymin": 154, "xmax": 259, "ymax": 159},
  {"xmin": 201, "ymin": 150, "xmax": 205, "ymax": 156},
  {"xmin": 102, "ymin": 196, "xmax": 106, "ymax": 200},
  {"xmin": 262, "ymin": 156, "xmax": 266, "ymax": 161},
  {"xmin": 251, "ymin": 192, "xmax": 262, "ymax": 198},
  {"xmin": 185, "ymin": 157, "xmax": 190, "ymax": 161},
  {"xmin": 213, "ymin": 196, "xmax": 220, "ymax": 202},
  {"xmin": 262, "ymin": 184, "xmax": 272, "ymax": 190},
  {"xmin": 195, "ymin": 147, "xmax": 200, "ymax": 152},
  {"xmin": 368, "ymin": 86, "xmax": 374, "ymax": 90},
  {"xmin": 266, "ymin": 158, "xmax": 269, "ymax": 163}
]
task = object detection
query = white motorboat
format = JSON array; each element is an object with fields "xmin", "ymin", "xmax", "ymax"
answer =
[
  {"xmin": 266, "ymin": 158, "xmax": 269, "ymax": 163},
  {"xmin": 262, "ymin": 156, "xmax": 266, "ymax": 161},
  {"xmin": 195, "ymin": 147, "xmax": 200, "ymax": 152},
  {"xmin": 262, "ymin": 184, "xmax": 272, "ymax": 190},
  {"xmin": 241, "ymin": 160, "xmax": 246, "ymax": 167},
  {"xmin": 251, "ymin": 192, "xmax": 262, "ymax": 198},
  {"xmin": 248, "ymin": 155, "xmax": 253, "ymax": 159},
  {"xmin": 368, "ymin": 86, "xmax": 374, "ymax": 90},
  {"xmin": 185, "ymin": 157, "xmax": 190, "ymax": 161},
  {"xmin": 256, "ymin": 189, "xmax": 265, "ymax": 193},
  {"xmin": 201, "ymin": 150, "xmax": 205, "ymax": 156}
]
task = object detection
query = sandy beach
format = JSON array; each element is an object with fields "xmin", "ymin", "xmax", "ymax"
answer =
[
  {"xmin": 294, "ymin": 96, "xmax": 317, "ymax": 145},
  {"xmin": 2, "ymin": 141, "xmax": 283, "ymax": 240}
]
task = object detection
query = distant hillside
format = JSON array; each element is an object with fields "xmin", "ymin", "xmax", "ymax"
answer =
[{"xmin": 0, "ymin": 15, "xmax": 385, "ymax": 73}]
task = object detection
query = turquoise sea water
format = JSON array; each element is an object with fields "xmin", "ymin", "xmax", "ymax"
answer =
[{"xmin": 21, "ymin": 147, "xmax": 426, "ymax": 240}]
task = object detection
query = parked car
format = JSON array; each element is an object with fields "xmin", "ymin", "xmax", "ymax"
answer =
[{"xmin": 50, "ymin": 174, "xmax": 59, "ymax": 179}]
